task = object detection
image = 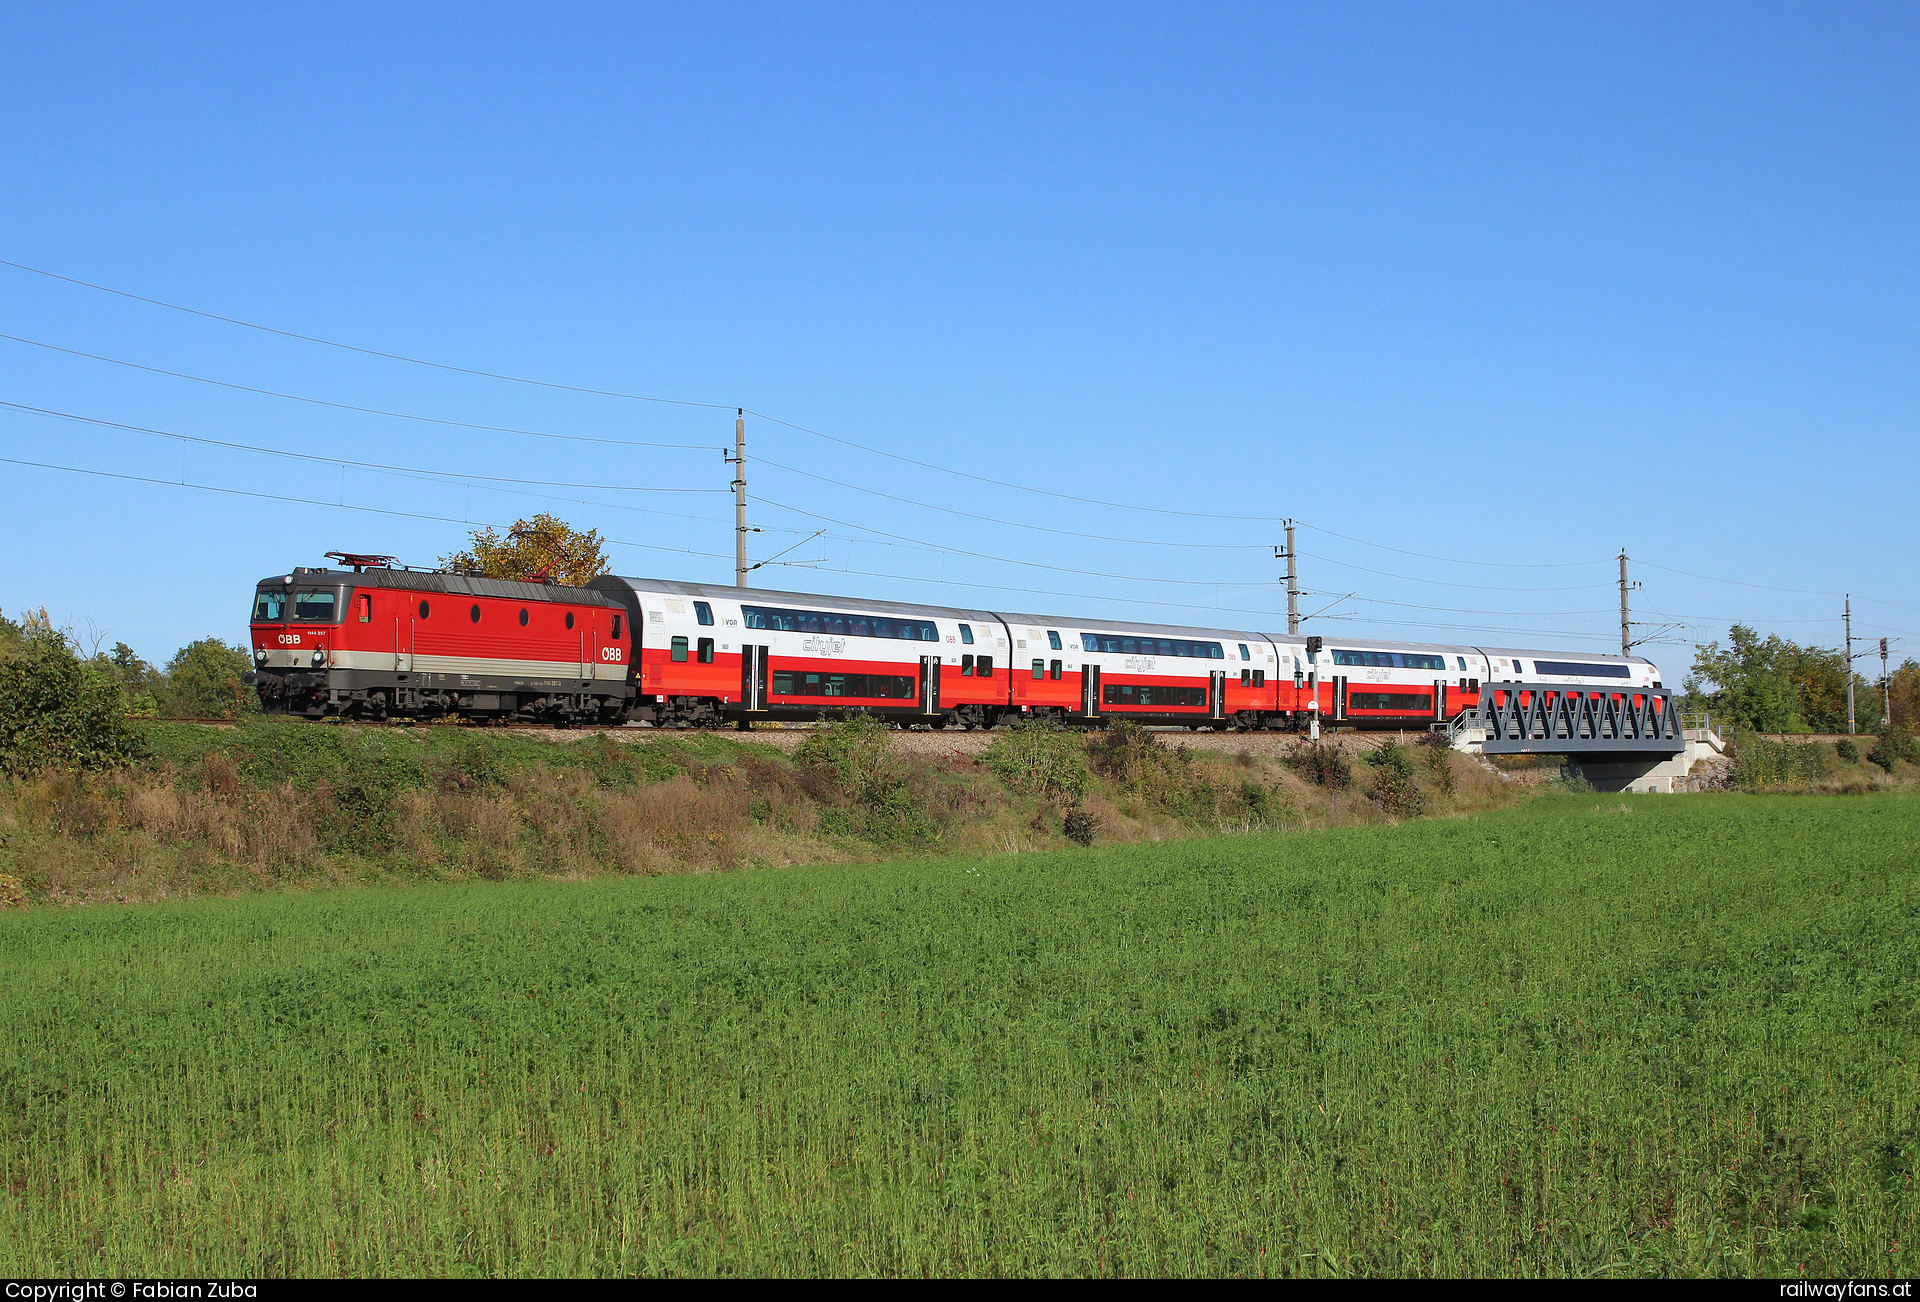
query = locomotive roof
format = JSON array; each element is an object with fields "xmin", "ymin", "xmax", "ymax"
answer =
[
  {"xmin": 257, "ymin": 568, "xmax": 614, "ymax": 606},
  {"xmin": 590, "ymin": 576, "xmax": 1002, "ymax": 623}
]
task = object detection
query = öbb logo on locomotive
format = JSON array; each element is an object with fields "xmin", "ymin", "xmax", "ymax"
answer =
[{"xmin": 241, "ymin": 561, "xmax": 1665, "ymax": 730}]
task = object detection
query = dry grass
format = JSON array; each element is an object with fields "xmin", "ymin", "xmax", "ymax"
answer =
[{"xmin": 0, "ymin": 720, "xmax": 1528, "ymax": 907}]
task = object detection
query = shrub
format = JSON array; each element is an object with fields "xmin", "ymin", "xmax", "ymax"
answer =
[
  {"xmin": 795, "ymin": 715, "xmax": 938, "ymax": 845},
  {"xmin": 1554, "ymin": 760, "xmax": 1593, "ymax": 793},
  {"xmin": 1421, "ymin": 743, "xmax": 1459, "ymax": 797},
  {"xmin": 1364, "ymin": 740, "xmax": 1425, "ymax": 818},
  {"xmin": 1869, "ymin": 726, "xmax": 1916, "ymax": 774},
  {"xmin": 1286, "ymin": 742, "xmax": 1351, "ymax": 789},
  {"xmin": 982, "ymin": 718, "xmax": 1089, "ymax": 803},
  {"xmin": 0, "ymin": 615, "xmax": 145, "ymax": 775},
  {"xmin": 157, "ymin": 639, "xmax": 258, "ymax": 719},
  {"xmin": 1061, "ymin": 804, "xmax": 1098, "ymax": 846},
  {"xmin": 1733, "ymin": 735, "xmax": 1834, "ymax": 788},
  {"xmin": 1835, "ymin": 738, "xmax": 1859, "ymax": 764},
  {"xmin": 0, "ymin": 872, "xmax": 26, "ymax": 909}
]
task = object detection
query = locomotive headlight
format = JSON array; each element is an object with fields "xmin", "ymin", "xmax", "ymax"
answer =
[
  {"xmin": 311, "ymin": 649, "xmax": 326, "ymax": 667},
  {"xmin": 254, "ymin": 648, "xmax": 266, "ymax": 662}
]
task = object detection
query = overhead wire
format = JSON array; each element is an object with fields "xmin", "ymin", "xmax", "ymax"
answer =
[
  {"xmin": 0, "ymin": 259, "xmax": 736, "ymax": 412},
  {"xmin": 0, "ymin": 333, "xmax": 719, "ymax": 450}
]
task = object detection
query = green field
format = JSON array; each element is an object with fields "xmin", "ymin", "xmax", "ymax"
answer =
[{"xmin": 3, "ymin": 793, "xmax": 1916, "ymax": 1276}]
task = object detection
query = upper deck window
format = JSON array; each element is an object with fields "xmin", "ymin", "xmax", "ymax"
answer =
[
  {"xmin": 1332, "ymin": 649, "xmax": 1446, "ymax": 671},
  {"xmin": 694, "ymin": 602, "xmax": 714, "ymax": 626},
  {"xmin": 1534, "ymin": 660, "xmax": 1632, "ymax": 678},
  {"xmin": 742, "ymin": 604, "xmax": 938, "ymax": 642},
  {"xmin": 1081, "ymin": 633, "xmax": 1224, "ymax": 659},
  {"xmin": 252, "ymin": 591, "xmax": 287, "ymax": 621},
  {"xmin": 292, "ymin": 590, "xmax": 338, "ymax": 622},
  {"xmin": 959, "ymin": 624, "xmax": 974, "ymax": 645}
]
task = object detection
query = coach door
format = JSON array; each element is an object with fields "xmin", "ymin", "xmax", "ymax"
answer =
[
  {"xmin": 1209, "ymin": 670, "xmax": 1227, "ymax": 721},
  {"xmin": 920, "ymin": 656, "xmax": 941, "ymax": 715},
  {"xmin": 741, "ymin": 645, "xmax": 769, "ymax": 711},
  {"xmin": 1434, "ymin": 680, "xmax": 1446, "ymax": 722},
  {"xmin": 1333, "ymin": 675, "xmax": 1348, "ymax": 721},
  {"xmin": 1082, "ymin": 664, "xmax": 1101, "ymax": 717}
]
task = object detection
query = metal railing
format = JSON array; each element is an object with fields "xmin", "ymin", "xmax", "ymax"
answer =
[{"xmin": 1679, "ymin": 711, "xmax": 1723, "ymax": 737}]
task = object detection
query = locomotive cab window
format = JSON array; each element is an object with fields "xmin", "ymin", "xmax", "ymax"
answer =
[
  {"xmin": 697, "ymin": 637, "xmax": 714, "ymax": 664},
  {"xmin": 671, "ymin": 637, "xmax": 689, "ymax": 663},
  {"xmin": 611, "ymin": 614, "xmax": 622, "ymax": 639},
  {"xmin": 959, "ymin": 624, "xmax": 974, "ymax": 645},
  {"xmin": 694, "ymin": 602, "xmax": 714, "ymax": 626},
  {"xmin": 293, "ymin": 590, "xmax": 337, "ymax": 621},
  {"xmin": 253, "ymin": 591, "xmax": 287, "ymax": 621}
]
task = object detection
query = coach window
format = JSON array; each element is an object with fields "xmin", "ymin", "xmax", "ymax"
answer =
[
  {"xmin": 961, "ymin": 654, "xmax": 975, "ymax": 676},
  {"xmin": 671, "ymin": 636, "xmax": 689, "ymax": 663},
  {"xmin": 1253, "ymin": 670, "xmax": 1265, "ymax": 687},
  {"xmin": 959, "ymin": 624, "xmax": 974, "ymax": 645},
  {"xmin": 518, "ymin": 608, "xmax": 529, "ymax": 627},
  {"xmin": 1049, "ymin": 659, "xmax": 1062, "ymax": 680},
  {"xmin": 694, "ymin": 602, "xmax": 714, "ymax": 626},
  {"xmin": 976, "ymin": 655, "xmax": 993, "ymax": 677},
  {"xmin": 697, "ymin": 637, "xmax": 714, "ymax": 664},
  {"xmin": 469, "ymin": 604, "xmax": 481, "ymax": 623},
  {"xmin": 1457, "ymin": 657, "xmax": 1468, "ymax": 672},
  {"xmin": 1032, "ymin": 659, "xmax": 1045, "ymax": 679},
  {"xmin": 611, "ymin": 614, "xmax": 622, "ymax": 639},
  {"xmin": 565, "ymin": 612, "xmax": 575, "ymax": 630},
  {"xmin": 1241, "ymin": 668, "xmax": 1251, "ymax": 687},
  {"xmin": 1239, "ymin": 644, "xmax": 1251, "ymax": 661},
  {"xmin": 1047, "ymin": 631, "xmax": 1062, "ymax": 651},
  {"xmin": 418, "ymin": 600, "xmax": 430, "ymax": 620}
]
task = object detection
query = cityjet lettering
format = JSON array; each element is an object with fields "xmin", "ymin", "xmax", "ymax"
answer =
[{"xmin": 802, "ymin": 636, "xmax": 847, "ymax": 656}]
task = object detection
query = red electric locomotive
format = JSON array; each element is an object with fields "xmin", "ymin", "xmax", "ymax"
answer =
[{"xmin": 243, "ymin": 555, "xmax": 632, "ymax": 722}]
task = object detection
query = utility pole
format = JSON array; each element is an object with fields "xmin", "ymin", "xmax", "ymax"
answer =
[
  {"xmin": 1882, "ymin": 638, "xmax": 1892, "ymax": 728},
  {"xmin": 731, "ymin": 410, "xmax": 748, "ymax": 587},
  {"xmin": 1278, "ymin": 521, "xmax": 1300, "ymax": 635},
  {"xmin": 1845, "ymin": 595, "xmax": 1857, "ymax": 735},
  {"xmin": 1619, "ymin": 550, "xmax": 1631, "ymax": 657}
]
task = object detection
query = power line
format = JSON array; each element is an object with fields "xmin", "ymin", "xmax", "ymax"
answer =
[
  {"xmin": 1, "ymin": 399, "xmax": 725, "ymax": 494},
  {"xmin": 753, "ymin": 454, "xmax": 1268, "ymax": 550},
  {"xmin": 0, "ymin": 258, "xmax": 736, "ymax": 412},
  {"xmin": 751, "ymin": 493, "xmax": 1277, "ymax": 588},
  {"xmin": 1301, "ymin": 551, "xmax": 1619, "ymax": 593},
  {"xmin": 0, "ymin": 333, "xmax": 718, "ymax": 451},
  {"xmin": 0, "ymin": 455, "xmax": 737, "ymax": 564},
  {"xmin": 1294, "ymin": 520, "xmax": 1611, "ymax": 569}
]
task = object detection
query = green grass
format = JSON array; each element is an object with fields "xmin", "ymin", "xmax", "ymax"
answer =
[{"xmin": 2, "ymin": 793, "xmax": 1916, "ymax": 1276}]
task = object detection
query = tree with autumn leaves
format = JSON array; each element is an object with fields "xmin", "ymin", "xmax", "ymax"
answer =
[{"xmin": 441, "ymin": 514, "xmax": 610, "ymax": 589}]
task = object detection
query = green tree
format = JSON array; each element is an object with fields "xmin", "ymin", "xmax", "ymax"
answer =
[
  {"xmin": 442, "ymin": 513, "xmax": 609, "ymax": 588},
  {"xmin": 1686, "ymin": 625, "xmax": 1881, "ymax": 734},
  {"xmin": 0, "ymin": 611, "xmax": 145, "ymax": 774},
  {"xmin": 95, "ymin": 641, "xmax": 161, "ymax": 717},
  {"xmin": 1886, "ymin": 659, "xmax": 1920, "ymax": 732},
  {"xmin": 158, "ymin": 638, "xmax": 258, "ymax": 719}
]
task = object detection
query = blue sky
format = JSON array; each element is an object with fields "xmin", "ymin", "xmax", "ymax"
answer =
[{"xmin": 2, "ymin": 2, "xmax": 1915, "ymax": 682}]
